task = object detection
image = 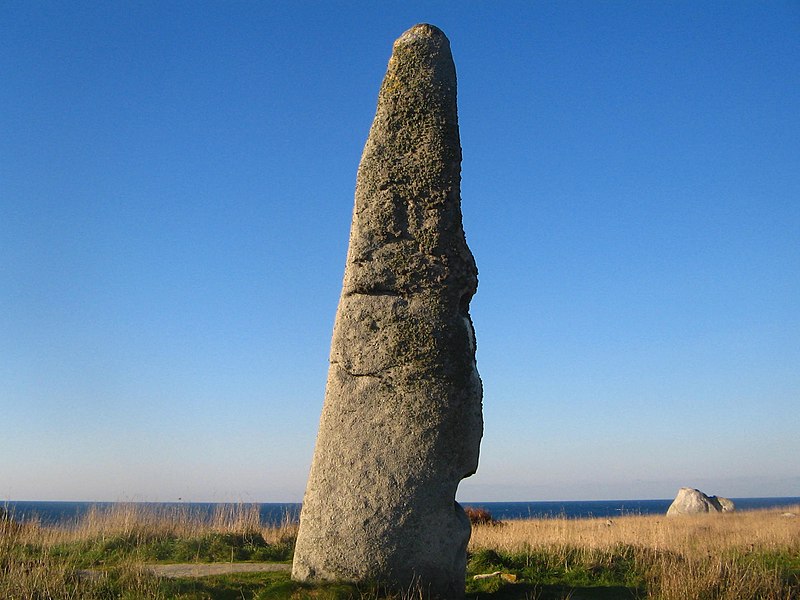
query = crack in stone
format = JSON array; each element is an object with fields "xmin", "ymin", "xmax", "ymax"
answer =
[
  {"xmin": 331, "ymin": 360, "xmax": 400, "ymax": 378},
  {"xmin": 343, "ymin": 288, "xmax": 401, "ymax": 298}
]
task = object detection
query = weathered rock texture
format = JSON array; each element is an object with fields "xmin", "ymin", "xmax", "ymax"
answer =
[
  {"xmin": 666, "ymin": 487, "xmax": 735, "ymax": 516},
  {"xmin": 716, "ymin": 496, "xmax": 735, "ymax": 512},
  {"xmin": 292, "ymin": 24, "xmax": 482, "ymax": 598}
]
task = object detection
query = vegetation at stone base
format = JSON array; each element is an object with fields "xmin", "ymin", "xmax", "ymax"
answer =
[
  {"xmin": 1, "ymin": 502, "xmax": 798, "ymax": 599},
  {"xmin": 152, "ymin": 572, "xmax": 384, "ymax": 600},
  {"xmin": 463, "ymin": 506, "xmax": 502, "ymax": 527}
]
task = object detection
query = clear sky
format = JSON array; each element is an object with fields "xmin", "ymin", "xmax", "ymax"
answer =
[{"xmin": 2, "ymin": 2, "xmax": 798, "ymax": 503}]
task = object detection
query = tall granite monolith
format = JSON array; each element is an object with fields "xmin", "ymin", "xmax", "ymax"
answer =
[{"xmin": 291, "ymin": 24, "xmax": 482, "ymax": 598}]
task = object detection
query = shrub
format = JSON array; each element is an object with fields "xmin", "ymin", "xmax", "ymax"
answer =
[{"xmin": 464, "ymin": 506, "xmax": 500, "ymax": 526}]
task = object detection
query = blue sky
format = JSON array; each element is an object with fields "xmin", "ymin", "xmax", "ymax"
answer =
[{"xmin": 2, "ymin": 1, "xmax": 798, "ymax": 502}]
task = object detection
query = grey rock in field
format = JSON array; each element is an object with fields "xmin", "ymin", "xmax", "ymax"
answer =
[
  {"xmin": 716, "ymin": 496, "xmax": 735, "ymax": 512},
  {"xmin": 666, "ymin": 487, "xmax": 735, "ymax": 515},
  {"xmin": 292, "ymin": 23, "xmax": 482, "ymax": 599}
]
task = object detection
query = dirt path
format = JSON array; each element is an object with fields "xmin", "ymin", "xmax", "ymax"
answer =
[{"xmin": 147, "ymin": 562, "xmax": 291, "ymax": 578}]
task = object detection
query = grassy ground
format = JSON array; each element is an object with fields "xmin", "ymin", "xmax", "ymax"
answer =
[
  {"xmin": 467, "ymin": 507, "xmax": 800, "ymax": 599},
  {"xmin": 1, "ymin": 502, "xmax": 798, "ymax": 599}
]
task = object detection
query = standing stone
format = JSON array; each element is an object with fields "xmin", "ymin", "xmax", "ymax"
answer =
[{"xmin": 292, "ymin": 24, "xmax": 482, "ymax": 598}]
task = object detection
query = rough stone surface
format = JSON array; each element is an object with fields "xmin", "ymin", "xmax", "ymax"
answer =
[
  {"xmin": 292, "ymin": 23, "xmax": 482, "ymax": 599},
  {"xmin": 666, "ymin": 487, "xmax": 735, "ymax": 515},
  {"xmin": 716, "ymin": 496, "xmax": 735, "ymax": 512}
]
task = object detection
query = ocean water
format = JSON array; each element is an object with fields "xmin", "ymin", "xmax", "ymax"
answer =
[
  {"xmin": 469, "ymin": 497, "xmax": 800, "ymax": 520},
  {"xmin": 3, "ymin": 501, "xmax": 300, "ymax": 526},
  {"xmin": 5, "ymin": 497, "xmax": 799, "ymax": 526}
]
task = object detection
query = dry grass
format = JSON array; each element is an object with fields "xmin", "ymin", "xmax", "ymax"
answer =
[
  {"xmin": 469, "ymin": 505, "xmax": 800, "ymax": 599},
  {"xmin": 470, "ymin": 505, "xmax": 800, "ymax": 555},
  {"xmin": 5, "ymin": 502, "xmax": 297, "ymax": 547},
  {"xmin": 2, "ymin": 503, "xmax": 798, "ymax": 599},
  {"xmin": 0, "ymin": 503, "xmax": 297, "ymax": 600}
]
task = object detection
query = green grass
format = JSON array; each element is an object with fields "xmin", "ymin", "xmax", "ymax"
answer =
[
  {"xmin": 466, "ymin": 547, "xmax": 642, "ymax": 599},
  {"xmin": 160, "ymin": 573, "xmax": 360, "ymax": 600},
  {"xmin": 2, "ymin": 540, "xmax": 795, "ymax": 599},
  {"xmin": 3, "ymin": 504, "xmax": 798, "ymax": 599},
  {"xmin": 3, "ymin": 535, "xmax": 795, "ymax": 599},
  {"xmin": 742, "ymin": 549, "xmax": 800, "ymax": 587},
  {"xmin": 39, "ymin": 531, "xmax": 294, "ymax": 569}
]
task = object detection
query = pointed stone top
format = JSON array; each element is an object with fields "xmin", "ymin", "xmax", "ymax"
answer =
[
  {"xmin": 380, "ymin": 23, "xmax": 456, "ymax": 115},
  {"xmin": 387, "ymin": 24, "xmax": 453, "ymax": 74},
  {"xmin": 395, "ymin": 23, "xmax": 448, "ymax": 45}
]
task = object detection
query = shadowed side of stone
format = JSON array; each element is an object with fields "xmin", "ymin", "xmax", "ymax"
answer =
[{"xmin": 292, "ymin": 24, "xmax": 482, "ymax": 599}]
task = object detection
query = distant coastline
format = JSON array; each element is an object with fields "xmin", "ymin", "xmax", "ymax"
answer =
[{"xmin": 6, "ymin": 497, "xmax": 800, "ymax": 525}]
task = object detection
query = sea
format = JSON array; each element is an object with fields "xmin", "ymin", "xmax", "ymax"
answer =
[{"xmin": 5, "ymin": 497, "xmax": 799, "ymax": 526}]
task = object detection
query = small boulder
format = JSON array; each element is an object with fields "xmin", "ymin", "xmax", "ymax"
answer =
[
  {"xmin": 666, "ymin": 488, "xmax": 735, "ymax": 515},
  {"xmin": 716, "ymin": 496, "xmax": 735, "ymax": 512}
]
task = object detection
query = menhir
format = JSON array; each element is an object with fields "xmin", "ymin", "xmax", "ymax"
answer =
[{"xmin": 291, "ymin": 23, "xmax": 483, "ymax": 599}]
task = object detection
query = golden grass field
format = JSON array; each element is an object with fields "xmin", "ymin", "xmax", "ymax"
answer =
[
  {"xmin": 469, "ymin": 505, "xmax": 800, "ymax": 599},
  {"xmin": 1, "ymin": 502, "xmax": 798, "ymax": 599}
]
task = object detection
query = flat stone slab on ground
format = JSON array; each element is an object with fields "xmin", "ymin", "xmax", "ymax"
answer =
[
  {"xmin": 78, "ymin": 562, "xmax": 291, "ymax": 580},
  {"xmin": 149, "ymin": 562, "xmax": 291, "ymax": 578}
]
